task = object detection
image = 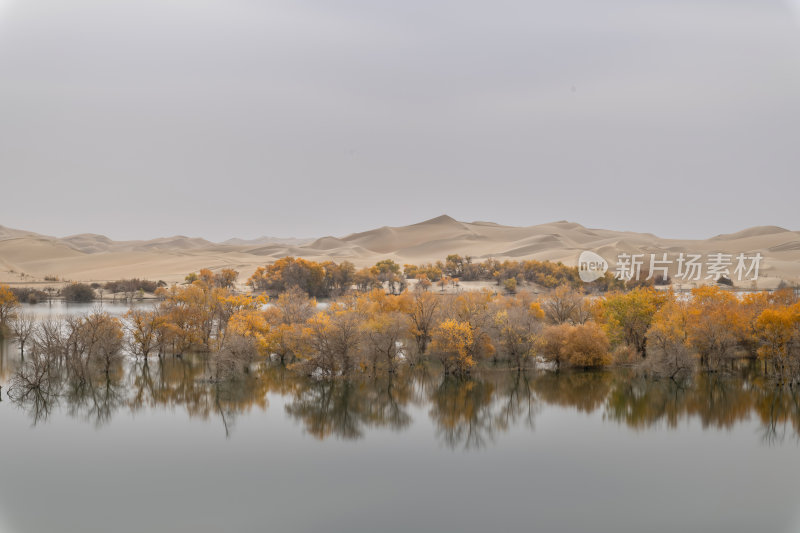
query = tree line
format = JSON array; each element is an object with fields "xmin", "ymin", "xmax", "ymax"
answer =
[
  {"xmin": 2, "ymin": 256, "xmax": 799, "ymax": 387},
  {"xmin": 3, "ymin": 279, "xmax": 800, "ymax": 387},
  {"xmin": 245, "ymin": 255, "xmax": 626, "ymax": 297}
]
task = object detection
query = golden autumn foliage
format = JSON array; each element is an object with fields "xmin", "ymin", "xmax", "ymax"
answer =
[
  {"xmin": 294, "ymin": 304, "xmax": 364, "ymax": 376},
  {"xmin": 215, "ymin": 268, "xmax": 239, "ymax": 289},
  {"xmin": 597, "ymin": 287, "xmax": 667, "ymax": 354},
  {"xmin": 634, "ymin": 285, "xmax": 800, "ymax": 381},
  {"xmin": 183, "ymin": 267, "xmax": 240, "ymax": 289},
  {"xmin": 361, "ymin": 311, "xmax": 411, "ymax": 373},
  {"xmin": 245, "ymin": 254, "xmax": 626, "ymax": 302},
  {"xmin": 642, "ymin": 297, "xmax": 695, "ymax": 378},
  {"xmin": 431, "ymin": 319, "xmax": 476, "ymax": 376},
  {"xmin": 264, "ymin": 323, "xmax": 306, "ymax": 364},
  {"xmin": 562, "ymin": 322, "xmax": 612, "ymax": 368},
  {"xmin": 125, "ymin": 308, "xmax": 167, "ymax": 358},
  {"xmin": 247, "ymin": 257, "xmax": 354, "ymax": 297},
  {"xmin": 228, "ymin": 309, "xmax": 272, "ymax": 356},
  {"xmin": 152, "ymin": 280, "xmax": 265, "ymax": 355},
  {"xmin": 12, "ymin": 253, "xmax": 800, "ymax": 385},
  {"xmin": 685, "ymin": 286, "xmax": 749, "ymax": 370},
  {"xmin": 646, "ymin": 297, "xmax": 690, "ymax": 352},
  {"xmin": 450, "ymin": 290, "xmax": 496, "ymax": 362},
  {"xmin": 0, "ymin": 284, "xmax": 20, "ymax": 333},
  {"xmin": 740, "ymin": 288, "xmax": 798, "ymax": 355},
  {"xmin": 540, "ymin": 322, "xmax": 612, "ymax": 370},
  {"xmin": 248, "ymin": 257, "xmax": 328, "ymax": 297},
  {"xmin": 755, "ymin": 303, "xmax": 800, "ymax": 382}
]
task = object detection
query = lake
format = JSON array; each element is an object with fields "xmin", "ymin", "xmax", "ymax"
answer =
[{"xmin": 1, "ymin": 305, "xmax": 800, "ymax": 533}]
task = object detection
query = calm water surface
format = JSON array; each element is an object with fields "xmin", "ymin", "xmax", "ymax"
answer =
[
  {"xmin": 1, "ymin": 305, "xmax": 800, "ymax": 533},
  {"xmin": 19, "ymin": 300, "xmax": 151, "ymax": 317}
]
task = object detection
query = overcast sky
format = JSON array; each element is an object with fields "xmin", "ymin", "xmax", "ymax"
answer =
[{"xmin": 1, "ymin": 0, "xmax": 799, "ymax": 241}]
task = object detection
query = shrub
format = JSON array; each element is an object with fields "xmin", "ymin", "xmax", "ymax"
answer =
[
  {"xmin": 562, "ymin": 322, "xmax": 612, "ymax": 368},
  {"xmin": 104, "ymin": 278, "xmax": 159, "ymax": 294},
  {"xmin": 503, "ymin": 278, "xmax": 517, "ymax": 294},
  {"xmin": 540, "ymin": 322, "xmax": 612, "ymax": 369},
  {"xmin": 247, "ymin": 257, "xmax": 328, "ymax": 297},
  {"xmin": 9, "ymin": 287, "xmax": 49, "ymax": 304},
  {"xmin": 611, "ymin": 344, "xmax": 639, "ymax": 365},
  {"xmin": 61, "ymin": 283, "xmax": 96, "ymax": 302}
]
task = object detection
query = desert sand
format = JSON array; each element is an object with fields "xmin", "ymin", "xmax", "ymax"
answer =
[{"xmin": 1, "ymin": 215, "xmax": 798, "ymax": 288}]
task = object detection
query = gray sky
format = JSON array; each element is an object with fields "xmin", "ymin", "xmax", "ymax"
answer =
[{"xmin": 1, "ymin": 0, "xmax": 799, "ymax": 241}]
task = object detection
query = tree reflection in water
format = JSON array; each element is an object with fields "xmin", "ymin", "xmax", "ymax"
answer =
[
  {"xmin": 64, "ymin": 366, "xmax": 127, "ymax": 428},
  {"xmin": 429, "ymin": 376, "xmax": 495, "ymax": 450},
  {"xmin": 124, "ymin": 354, "xmax": 271, "ymax": 437},
  {"xmin": 5, "ymin": 353, "xmax": 800, "ymax": 446},
  {"xmin": 533, "ymin": 370, "xmax": 613, "ymax": 414},
  {"xmin": 284, "ymin": 372, "xmax": 414, "ymax": 440}
]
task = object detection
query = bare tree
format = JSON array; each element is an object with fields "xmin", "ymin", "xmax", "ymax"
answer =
[
  {"xmin": 79, "ymin": 311, "xmax": 125, "ymax": 380},
  {"xmin": 213, "ymin": 334, "xmax": 258, "ymax": 381},
  {"xmin": 9, "ymin": 348, "xmax": 62, "ymax": 404},
  {"xmin": 272, "ymin": 286, "xmax": 317, "ymax": 324},
  {"xmin": 540, "ymin": 285, "xmax": 586, "ymax": 324},
  {"xmin": 10, "ymin": 312, "xmax": 36, "ymax": 356},
  {"xmin": 406, "ymin": 291, "xmax": 440, "ymax": 355},
  {"xmin": 33, "ymin": 317, "xmax": 69, "ymax": 365},
  {"xmin": 640, "ymin": 342, "xmax": 695, "ymax": 381}
]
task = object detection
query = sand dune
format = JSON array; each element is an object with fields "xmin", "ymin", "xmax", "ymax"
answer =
[
  {"xmin": 709, "ymin": 226, "xmax": 794, "ymax": 241},
  {"xmin": 222, "ymin": 236, "xmax": 313, "ymax": 246},
  {"xmin": 1, "ymin": 216, "xmax": 798, "ymax": 288}
]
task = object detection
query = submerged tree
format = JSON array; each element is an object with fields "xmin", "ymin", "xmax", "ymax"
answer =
[
  {"xmin": 644, "ymin": 298, "xmax": 695, "ymax": 380},
  {"xmin": 686, "ymin": 286, "xmax": 748, "ymax": 371},
  {"xmin": 540, "ymin": 322, "xmax": 611, "ymax": 370},
  {"xmin": 598, "ymin": 287, "xmax": 667, "ymax": 356},
  {"xmin": 431, "ymin": 319, "xmax": 475, "ymax": 376},
  {"xmin": 491, "ymin": 295, "xmax": 545, "ymax": 370},
  {"xmin": 0, "ymin": 284, "xmax": 19, "ymax": 336},
  {"xmin": 10, "ymin": 311, "xmax": 36, "ymax": 356},
  {"xmin": 755, "ymin": 303, "xmax": 800, "ymax": 384}
]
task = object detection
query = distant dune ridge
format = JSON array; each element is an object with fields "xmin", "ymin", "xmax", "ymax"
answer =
[{"xmin": 0, "ymin": 216, "xmax": 798, "ymax": 287}]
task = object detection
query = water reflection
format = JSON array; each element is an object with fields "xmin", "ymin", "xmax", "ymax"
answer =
[
  {"xmin": 63, "ymin": 368, "xmax": 127, "ymax": 428},
  {"xmin": 429, "ymin": 377, "xmax": 496, "ymax": 449},
  {"xmin": 0, "ymin": 338, "xmax": 10, "ymax": 385},
  {"xmin": 285, "ymin": 372, "xmax": 414, "ymax": 440},
  {"xmin": 125, "ymin": 356, "xmax": 271, "ymax": 437},
  {"xmin": 4, "ymin": 347, "xmax": 800, "ymax": 447},
  {"xmin": 533, "ymin": 370, "xmax": 612, "ymax": 414},
  {"xmin": 752, "ymin": 385, "xmax": 800, "ymax": 445},
  {"xmin": 604, "ymin": 373, "xmax": 753, "ymax": 431}
]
